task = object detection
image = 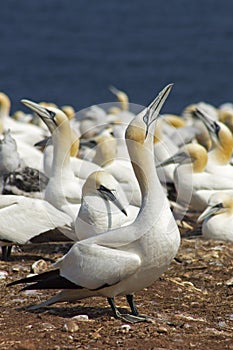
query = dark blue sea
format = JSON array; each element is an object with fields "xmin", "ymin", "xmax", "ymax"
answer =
[{"xmin": 1, "ymin": 0, "xmax": 233, "ymax": 114}]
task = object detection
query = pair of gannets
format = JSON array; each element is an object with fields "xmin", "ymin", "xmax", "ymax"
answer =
[
  {"xmin": 9, "ymin": 84, "xmax": 180, "ymax": 323},
  {"xmin": 22, "ymin": 100, "xmax": 139, "ymax": 240}
]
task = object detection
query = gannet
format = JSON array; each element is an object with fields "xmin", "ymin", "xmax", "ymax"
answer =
[
  {"xmin": 194, "ymin": 107, "xmax": 233, "ymax": 178},
  {"xmin": 21, "ymin": 100, "xmax": 83, "ymax": 220},
  {"xmin": 78, "ymin": 105, "xmax": 109, "ymax": 139},
  {"xmin": 75, "ymin": 170, "xmax": 139, "ymax": 240},
  {"xmin": 0, "ymin": 194, "xmax": 72, "ymax": 260},
  {"xmin": 157, "ymin": 143, "xmax": 233, "ymax": 211},
  {"xmin": 0, "ymin": 92, "xmax": 47, "ymax": 146},
  {"xmin": 197, "ymin": 192, "xmax": 233, "ymax": 243},
  {"xmin": 9, "ymin": 84, "xmax": 180, "ymax": 323},
  {"xmin": 108, "ymin": 85, "xmax": 135, "ymax": 124},
  {"xmin": 41, "ymin": 132, "xmax": 101, "ymax": 181}
]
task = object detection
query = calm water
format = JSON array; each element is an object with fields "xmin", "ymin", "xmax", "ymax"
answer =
[{"xmin": 1, "ymin": 0, "xmax": 233, "ymax": 114}]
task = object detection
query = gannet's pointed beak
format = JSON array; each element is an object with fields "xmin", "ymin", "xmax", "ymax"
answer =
[
  {"xmin": 156, "ymin": 151, "xmax": 190, "ymax": 168},
  {"xmin": 21, "ymin": 99, "xmax": 57, "ymax": 133},
  {"xmin": 194, "ymin": 107, "xmax": 220, "ymax": 138},
  {"xmin": 34, "ymin": 136, "xmax": 52, "ymax": 148},
  {"xmin": 97, "ymin": 185, "xmax": 127, "ymax": 216},
  {"xmin": 79, "ymin": 138, "xmax": 97, "ymax": 149},
  {"xmin": 109, "ymin": 85, "xmax": 120, "ymax": 96},
  {"xmin": 197, "ymin": 204, "xmax": 222, "ymax": 223},
  {"xmin": 144, "ymin": 83, "xmax": 173, "ymax": 138}
]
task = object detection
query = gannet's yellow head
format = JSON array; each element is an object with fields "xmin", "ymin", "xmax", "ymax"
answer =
[
  {"xmin": 0, "ymin": 92, "xmax": 11, "ymax": 118},
  {"xmin": 126, "ymin": 84, "xmax": 173, "ymax": 146},
  {"xmin": 109, "ymin": 85, "xmax": 129, "ymax": 111},
  {"xmin": 218, "ymin": 109, "xmax": 233, "ymax": 133},
  {"xmin": 82, "ymin": 170, "xmax": 127, "ymax": 215},
  {"xmin": 195, "ymin": 107, "xmax": 233, "ymax": 164},
  {"xmin": 157, "ymin": 143, "xmax": 208, "ymax": 173},
  {"xmin": 61, "ymin": 105, "xmax": 75, "ymax": 120},
  {"xmin": 197, "ymin": 192, "xmax": 233, "ymax": 222},
  {"xmin": 164, "ymin": 114, "xmax": 186, "ymax": 128},
  {"xmin": 21, "ymin": 99, "xmax": 76, "ymax": 157}
]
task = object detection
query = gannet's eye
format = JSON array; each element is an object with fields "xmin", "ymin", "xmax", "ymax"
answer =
[
  {"xmin": 214, "ymin": 202, "xmax": 223, "ymax": 209},
  {"xmin": 46, "ymin": 109, "xmax": 56, "ymax": 119},
  {"xmin": 213, "ymin": 121, "xmax": 220, "ymax": 135}
]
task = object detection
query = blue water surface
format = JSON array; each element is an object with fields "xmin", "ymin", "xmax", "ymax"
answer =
[{"xmin": 0, "ymin": 0, "xmax": 233, "ymax": 113}]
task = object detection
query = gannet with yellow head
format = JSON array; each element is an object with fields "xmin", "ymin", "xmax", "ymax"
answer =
[
  {"xmin": 21, "ymin": 100, "xmax": 83, "ymax": 220},
  {"xmin": 197, "ymin": 192, "xmax": 233, "ymax": 243}
]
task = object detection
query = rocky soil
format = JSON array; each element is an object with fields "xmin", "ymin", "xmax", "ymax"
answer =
[{"xmin": 0, "ymin": 233, "xmax": 233, "ymax": 350}]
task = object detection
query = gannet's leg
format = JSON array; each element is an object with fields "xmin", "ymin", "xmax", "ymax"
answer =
[
  {"xmin": 126, "ymin": 294, "xmax": 155, "ymax": 322},
  {"xmin": 1, "ymin": 246, "xmax": 7, "ymax": 261},
  {"xmin": 7, "ymin": 246, "xmax": 12, "ymax": 259},
  {"xmin": 1, "ymin": 245, "xmax": 13, "ymax": 261},
  {"xmin": 126, "ymin": 294, "xmax": 139, "ymax": 315},
  {"xmin": 107, "ymin": 297, "xmax": 150, "ymax": 323}
]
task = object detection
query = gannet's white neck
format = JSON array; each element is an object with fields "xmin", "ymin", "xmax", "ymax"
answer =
[
  {"xmin": 51, "ymin": 117, "xmax": 72, "ymax": 178},
  {"xmin": 126, "ymin": 118, "xmax": 169, "ymax": 223}
]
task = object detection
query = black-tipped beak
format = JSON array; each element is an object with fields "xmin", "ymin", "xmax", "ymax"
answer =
[
  {"xmin": 143, "ymin": 83, "xmax": 173, "ymax": 138},
  {"xmin": 194, "ymin": 107, "xmax": 220, "ymax": 137},
  {"xmin": 156, "ymin": 151, "xmax": 190, "ymax": 168},
  {"xmin": 21, "ymin": 99, "xmax": 57, "ymax": 133},
  {"xmin": 97, "ymin": 185, "xmax": 127, "ymax": 216}
]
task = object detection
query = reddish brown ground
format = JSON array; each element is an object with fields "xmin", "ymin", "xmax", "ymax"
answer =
[{"xmin": 0, "ymin": 235, "xmax": 233, "ymax": 350}]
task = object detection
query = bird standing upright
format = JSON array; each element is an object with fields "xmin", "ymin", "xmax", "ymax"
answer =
[{"xmin": 9, "ymin": 84, "xmax": 180, "ymax": 323}]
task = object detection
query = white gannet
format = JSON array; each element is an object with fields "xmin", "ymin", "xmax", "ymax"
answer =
[
  {"xmin": 0, "ymin": 194, "xmax": 72, "ymax": 260},
  {"xmin": 75, "ymin": 170, "xmax": 139, "ymax": 240},
  {"xmin": 157, "ymin": 143, "xmax": 233, "ymax": 211},
  {"xmin": 41, "ymin": 135, "xmax": 101, "ymax": 181},
  {"xmin": 21, "ymin": 100, "xmax": 83, "ymax": 220},
  {"xmin": 194, "ymin": 107, "xmax": 233, "ymax": 178},
  {"xmin": 197, "ymin": 192, "xmax": 233, "ymax": 243},
  {"xmin": 9, "ymin": 84, "xmax": 180, "ymax": 323},
  {"xmin": 108, "ymin": 85, "xmax": 135, "ymax": 124},
  {"xmin": 78, "ymin": 105, "xmax": 109, "ymax": 139},
  {"xmin": 0, "ymin": 92, "xmax": 47, "ymax": 146}
]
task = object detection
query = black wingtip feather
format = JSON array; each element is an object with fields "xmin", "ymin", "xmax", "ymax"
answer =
[
  {"xmin": 7, "ymin": 269, "xmax": 60, "ymax": 287},
  {"xmin": 8, "ymin": 269, "xmax": 82, "ymax": 290}
]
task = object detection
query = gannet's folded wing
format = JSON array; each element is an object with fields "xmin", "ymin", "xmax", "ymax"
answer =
[{"xmin": 60, "ymin": 242, "xmax": 141, "ymax": 290}]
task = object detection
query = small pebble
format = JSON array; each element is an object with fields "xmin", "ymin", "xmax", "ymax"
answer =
[
  {"xmin": 157, "ymin": 326, "xmax": 168, "ymax": 334},
  {"xmin": 72, "ymin": 314, "xmax": 89, "ymax": 322},
  {"xmin": 225, "ymin": 276, "xmax": 233, "ymax": 286},
  {"xmin": 12, "ymin": 264, "xmax": 28, "ymax": 272},
  {"xmin": 0, "ymin": 270, "xmax": 8, "ymax": 279},
  {"xmin": 62, "ymin": 320, "xmax": 79, "ymax": 333},
  {"xmin": 121, "ymin": 324, "xmax": 131, "ymax": 333},
  {"xmin": 218, "ymin": 321, "xmax": 227, "ymax": 328},
  {"xmin": 40, "ymin": 322, "xmax": 56, "ymax": 331}
]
